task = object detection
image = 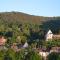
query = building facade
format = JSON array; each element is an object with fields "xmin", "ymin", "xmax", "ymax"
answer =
[
  {"xmin": 45, "ymin": 30, "xmax": 53, "ymax": 41},
  {"xmin": 45, "ymin": 30, "xmax": 60, "ymax": 41}
]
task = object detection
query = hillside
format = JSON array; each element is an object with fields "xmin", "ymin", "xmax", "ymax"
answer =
[
  {"xmin": 0, "ymin": 12, "xmax": 60, "ymax": 33},
  {"xmin": 0, "ymin": 12, "xmax": 57, "ymax": 24}
]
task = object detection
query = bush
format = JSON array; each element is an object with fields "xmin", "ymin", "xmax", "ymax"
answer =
[{"xmin": 47, "ymin": 52, "xmax": 60, "ymax": 60}]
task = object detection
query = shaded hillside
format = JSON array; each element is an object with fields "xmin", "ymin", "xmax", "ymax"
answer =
[{"xmin": 42, "ymin": 19, "xmax": 60, "ymax": 34}]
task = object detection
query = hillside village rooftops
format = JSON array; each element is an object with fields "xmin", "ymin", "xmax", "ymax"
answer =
[
  {"xmin": 11, "ymin": 42, "xmax": 28, "ymax": 52},
  {"xmin": 50, "ymin": 47, "xmax": 60, "ymax": 53}
]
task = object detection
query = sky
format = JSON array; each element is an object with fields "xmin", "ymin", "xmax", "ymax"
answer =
[{"xmin": 0, "ymin": 0, "xmax": 60, "ymax": 16}]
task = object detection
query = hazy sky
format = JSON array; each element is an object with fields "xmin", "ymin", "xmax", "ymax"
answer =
[{"xmin": 0, "ymin": 0, "xmax": 60, "ymax": 16}]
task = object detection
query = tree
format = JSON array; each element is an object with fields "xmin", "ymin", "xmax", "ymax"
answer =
[
  {"xmin": 57, "ymin": 54, "xmax": 60, "ymax": 60},
  {"xmin": 44, "ymin": 40, "xmax": 60, "ymax": 51},
  {"xmin": 25, "ymin": 51, "xmax": 42, "ymax": 60},
  {"xmin": 20, "ymin": 35, "xmax": 27, "ymax": 44},
  {"xmin": 4, "ymin": 49, "xmax": 16, "ymax": 60},
  {"xmin": 0, "ymin": 50, "xmax": 5, "ymax": 60},
  {"xmin": 48, "ymin": 52, "xmax": 60, "ymax": 60},
  {"xmin": 15, "ymin": 49, "xmax": 25, "ymax": 60}
]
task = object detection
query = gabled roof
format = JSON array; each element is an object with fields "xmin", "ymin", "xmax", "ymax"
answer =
[
  {"xmin": 23, "ymin": 42, "xmax": 28, "ymax": 48},
  {"xmin": 46, "ymin": 30, "xmax": 53, "ymax": 35}
]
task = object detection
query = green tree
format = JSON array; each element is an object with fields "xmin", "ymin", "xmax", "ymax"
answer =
[
  {"xmin": 25, "ymin": 51, "xmax": 42, "ymax": 60},
  {"xmin": 15, "ymin": 49, "xmax": 25, "ymax": 60},
  {"xmin": 20, "ymin": 35, "xmax": 27, "ymax": 44},
  {"xmin": 0, "ymin": 50, "xmax": 5, "ymax": 60},
  {"xmin": 48, "ymin": 52, "xmax": 60, "ymax": 60},
  {"xmin": 4, "ymin": 49, "xmax": 16, "ymax": 60}
]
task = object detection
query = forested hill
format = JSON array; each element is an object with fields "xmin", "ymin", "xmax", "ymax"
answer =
[
  {"xmin": 0, "ymin": 12, "xmax": 60, "ymax": 39},
  {"xmin": 0, "ymin": 12, "xmax": 60, "ymax": 33},
  {"xmin": 0, "ymin": 12, "xmax": 59, "ymax": 24}
]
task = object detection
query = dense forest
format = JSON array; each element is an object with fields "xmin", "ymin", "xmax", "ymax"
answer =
[{"xmin": 0, "ymin": 12, "xmax": 60, "ymax": 60}]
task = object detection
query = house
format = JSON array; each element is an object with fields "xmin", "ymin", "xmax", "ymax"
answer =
[
  {"xmin": 39, "ymin": 51, "xmax": 49, "ymax": 60},
  {"xmin": 11, "ymin": 42, "xmax": 28, "ymax": 52},
  {"xmin": 23, "ymin": 42, "xmax": 28, "ymax": 48},
  {"xmin": 50, "ymin": 47, "xmax": 60, "ymax": 53},
  {"xmin": 11, "ymin": 43, "xmax": 20, "ymax": 52},
  {"xmin": 45, "ymin": 30, "xmax": 53, "ymax": 41},
  {"xmin": 53, "ymin": 35, "xmax": 60, "ymax": 40},
  {"xmin": 0, "ymin": 36, "xmax": 7, "ymax": 50},
  {"xmin": 45, "ymin": 29, "xmax": 60, "ymax": 41},
  {"xmin": 0, "ymin": 36, "xmax": 7, "ymax": 46}
]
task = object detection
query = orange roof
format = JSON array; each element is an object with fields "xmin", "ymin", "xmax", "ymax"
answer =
[{"xmin": 53, "ymin": 35, "xmax": 60, "ymax": 39}]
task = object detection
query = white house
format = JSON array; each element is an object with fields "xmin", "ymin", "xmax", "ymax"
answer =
[
  {"xmin": 23, "ymin": 42, "xmax": 28, "ymax": 48},
  {"xmin": 45, "ymin": 30, "xmax": 53, "ymax": 41},
  {"xmin": 39, "ymin": 51, "xmax": 49, "ymax": 60},
  {"xmin": 45, "ymin": 29, "xmax": 60, "ymax": 41}
]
